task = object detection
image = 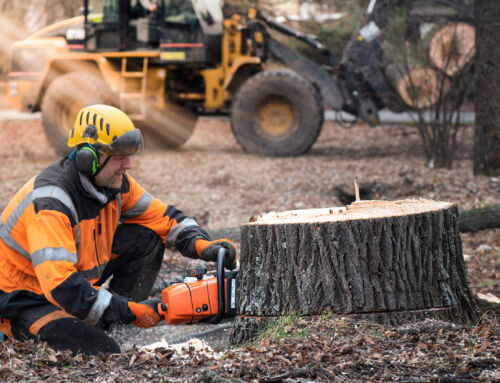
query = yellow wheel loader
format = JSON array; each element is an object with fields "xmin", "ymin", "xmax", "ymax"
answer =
[{"xmin": 7, "ymin": 0, "xmax": 384, "ymax": 156}]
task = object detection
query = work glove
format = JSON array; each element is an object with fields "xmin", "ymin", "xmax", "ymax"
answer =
[
  {"xmin": 195, "ymin": 238, "xmax": 238, "ymax": 270},
  {"xmin": 95, "ymin": 291, "xmax": 136, "ymax": 330},
  {"xmin": 128, "ymin": 299, "xmax": 163, "ymax": 328}
]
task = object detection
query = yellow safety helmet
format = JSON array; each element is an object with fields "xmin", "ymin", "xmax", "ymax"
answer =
[{"xmin": 68, "ymin": 104, "xmax": 143, "ymax": 156}]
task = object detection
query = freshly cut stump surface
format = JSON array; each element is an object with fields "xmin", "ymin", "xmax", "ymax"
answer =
[{"xmin": 232, "ymin": 199, "xmax": 478, "ymax": 344}]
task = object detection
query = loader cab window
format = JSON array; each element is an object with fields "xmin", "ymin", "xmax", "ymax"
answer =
[
  {"xmin": 163, "ymin": 0, "xmax": 198, "ymax": 26},
  {"xmin": 102, "ymin": 0, "xmax": 119, "ymax": 22},
  {"xmin": 157, "ymin": 0, "xmax": 222, "ymax": 64},
  {"xmin": 159, "ymin": 0, "xmax": 202, "ymax": 48},
  {"xmin": 84, "ymin": 0, "xmax": 130, "ymax": 51}
]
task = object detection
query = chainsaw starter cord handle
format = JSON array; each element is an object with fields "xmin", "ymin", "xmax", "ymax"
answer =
[{"xmin": 210, "ymin": 247, "xmax": 227, "ymax": 324}]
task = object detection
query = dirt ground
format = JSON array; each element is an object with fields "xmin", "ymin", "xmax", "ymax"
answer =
[
  {"xmin": 0, "ymin": 113, "xmax": 498, "ymax": 295},
  {"xmin": 0, "ymin": 110, "xmax": 499, "ymax": 381}
]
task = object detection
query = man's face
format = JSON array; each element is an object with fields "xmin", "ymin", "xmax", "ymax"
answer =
[{"xmin": 94, "ymin": 155, "xmax": 133, "ymax": 189}]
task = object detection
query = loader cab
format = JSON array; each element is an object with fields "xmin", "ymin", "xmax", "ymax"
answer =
[{"xmin": 84, "ymin": 0, "xmax": 222, "ymax": 63}]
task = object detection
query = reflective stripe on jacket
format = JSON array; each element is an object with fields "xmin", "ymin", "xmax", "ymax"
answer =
[{"xmin": 0, "ymin": 157, "xmax": 209, "ymax": 324}]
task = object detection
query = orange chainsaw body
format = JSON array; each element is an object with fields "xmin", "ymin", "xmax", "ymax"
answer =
[{"xmin": 159, "ymin": 270, "xmax": 238, "ymax": 324}]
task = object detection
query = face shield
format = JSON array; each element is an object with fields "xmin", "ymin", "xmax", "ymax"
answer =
[{"xmin": 94, "ymin": 129, "xmax": 144, "ymax": 156}]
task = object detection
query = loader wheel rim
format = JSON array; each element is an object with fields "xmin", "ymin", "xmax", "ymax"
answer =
[{"xmin": 256, "ymin": 96, "xmax": 297, "ymax": 137}]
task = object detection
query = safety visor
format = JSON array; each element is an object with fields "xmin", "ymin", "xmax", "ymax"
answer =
[{"xmin": 94, "ymin": 129, "xmax": 144, "ymax": 156}]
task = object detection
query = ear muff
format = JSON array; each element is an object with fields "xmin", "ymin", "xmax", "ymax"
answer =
[{"xmin": 76, "ymin": 146, "xmax": 99, "ymax": 176}]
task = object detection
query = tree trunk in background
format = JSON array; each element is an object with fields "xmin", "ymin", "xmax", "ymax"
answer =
[
  {"xmin": 232, "ymin": 200, "xmax": 479, "ymax": 345},
  {"xmin": 474, "ymin": 0, "xmax": 500, "ymax": 176}
]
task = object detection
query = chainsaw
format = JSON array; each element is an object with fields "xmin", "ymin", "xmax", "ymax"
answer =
[{"xmin": 158, "ymin": 248, "xmax": 239, "ymax": 324}]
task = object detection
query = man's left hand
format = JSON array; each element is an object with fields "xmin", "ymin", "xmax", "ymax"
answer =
[{"xmin": 195, "ymin": 239, "xmax": 238, "ymax": 269}]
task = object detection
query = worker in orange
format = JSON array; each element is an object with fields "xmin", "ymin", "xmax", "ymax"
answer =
[{"xmin": 0, "ymin": 104, "xmax": 237, "ymax": 355}]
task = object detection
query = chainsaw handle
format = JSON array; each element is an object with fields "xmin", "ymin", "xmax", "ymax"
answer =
[{"xmin": 209, "ymin": 247, "xmax": 227, "ymax": 324}]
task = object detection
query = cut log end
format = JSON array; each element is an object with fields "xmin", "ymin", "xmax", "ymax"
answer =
[
  {"xmin": 396, "ymin": 67, "xmax": 445, "ymax": 109},
  {"xmin": 429, "ymin": 22, "xmax": 475, "ymax": 77}
]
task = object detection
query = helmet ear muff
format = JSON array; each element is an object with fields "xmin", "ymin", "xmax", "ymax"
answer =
[{"xmin": 76, "ymin": 146, "xmax": 99, "ymax": 176}]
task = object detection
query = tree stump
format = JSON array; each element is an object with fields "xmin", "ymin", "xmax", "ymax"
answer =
[
  {"xmin": 429, "ymin": 22, "xmax": 475, "ymax": 77},
  {"xmin": 232, "ymin": 200, "xmax": 479, "ymax": 345}
]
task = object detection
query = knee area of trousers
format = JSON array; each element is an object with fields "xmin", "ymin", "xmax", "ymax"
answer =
[{"xmin": 38, "ymin": 318, "xmax": 121, "ymax": 355}]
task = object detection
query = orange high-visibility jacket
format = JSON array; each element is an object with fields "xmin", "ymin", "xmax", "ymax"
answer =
[{"xmin": 0, "ymin": 157, "xmax": 209, "ymax": 325}]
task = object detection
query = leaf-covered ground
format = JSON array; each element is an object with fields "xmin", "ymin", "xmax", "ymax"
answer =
[
  {"xmin": 0, "ymin": 314, "xmax": 498, "ymax": 382},
  {"xmin": 0, "ymin": 114, "xmax": 498, "ymax": 382}
]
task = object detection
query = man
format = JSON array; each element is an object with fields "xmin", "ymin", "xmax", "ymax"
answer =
[
  {"xmin": 0, "ymin": 104, "xmax": 237, "ymax": 355},
  {"xmin": 139, "ymin": 0, "xmax": 158, "ymax": 13},
  {"xmin": 131, "ymin": 0, "xmax": 158, "ymax": 16}
]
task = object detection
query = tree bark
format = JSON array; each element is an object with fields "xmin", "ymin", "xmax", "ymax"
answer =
[
  {"xmin": 474, "ymin": 0, "xmax": 500, "ymax": 176},
  {"xmin": 232, "ymin": 200, "xmax": 479, "ymax": 344},
  {"xmin": 428, "ymin": 22, "xmax": 475, "ymax": 77}
]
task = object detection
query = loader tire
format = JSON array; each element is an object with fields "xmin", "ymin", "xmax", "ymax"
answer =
[
  {"xmin": 230, "ymin": 68, "xmax": 324, "ymax": 156},
  {"xmin": 41, "ymin": 72, "xmax": 117, "ymax": 155}
]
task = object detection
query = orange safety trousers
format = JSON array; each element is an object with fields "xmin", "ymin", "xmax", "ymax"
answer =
[
  {"xmin": 0, "ymin": 300, "xmax": 120, "ymax": 354},
  {"xmin": 0, "ymin": 318, "xmax": 12, "ymax": 338},
  {"xmin": 0, "ymin": 223, "xmax": 165, "ymax": 355}
]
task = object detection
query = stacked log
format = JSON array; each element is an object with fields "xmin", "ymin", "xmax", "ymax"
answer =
[
  {"xmin": 429, "ymin": 22, "xmax": 475, "ymax": 77},
  {"xmin": 232, "ymin": 199, "xmax": 479, "ymax": 344},
  {"xmin": 382, "ymin": 4, "xmax": 475, "ymax": 109},
  {"xmin": 395, "ymin": 67, "xmax": 445, "ymax": 109}
]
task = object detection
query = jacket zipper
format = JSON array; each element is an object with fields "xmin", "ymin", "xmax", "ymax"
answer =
[{"xmin": 94, "ymin": 213, "xmax": 103, "ymax": 275}]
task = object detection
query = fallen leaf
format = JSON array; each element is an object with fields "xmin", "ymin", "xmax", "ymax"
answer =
[
  {"xmin": 365, "ymin": 337, "xmax": 376, "ymax": 346},
  {"xmin": 459, "ymin": 365, "xmax": 470, "ymax": 374},
  {"xmin": 138, "ymin": 353, "xmax": 155, "ymax": 363},
  {"xmin": 476, "ymin": 339, "xmax": 489, "ymax": 353},
  {"xmin": 48, "ymin": 354, "xmax": 58, "ymax": 363},
  {"xmin": 129, "ymin": 354, "xmax": 137, "ymax": 367},
  {"xmin": 339, "ymin": 345, "xmax": 352, "ymax": 355},
  {"xmin": 472, "ymin": 325, "xmax": 487, "ymax": 334}
]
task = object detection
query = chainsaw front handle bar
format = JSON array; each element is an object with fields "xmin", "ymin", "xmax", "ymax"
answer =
[{"xmin": 209, "ymin": 247, "xmax": 227, "ymax": 324}]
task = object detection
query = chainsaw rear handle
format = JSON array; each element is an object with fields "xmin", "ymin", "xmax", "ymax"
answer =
[{"xmin": 209, "ymin": 247, "xmax": 227, "ymax": 324}]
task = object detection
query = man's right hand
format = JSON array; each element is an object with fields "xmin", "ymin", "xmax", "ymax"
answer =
[{"xmin": 128, "ymin": 300, "xmax": 163, "ymax": 328}]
